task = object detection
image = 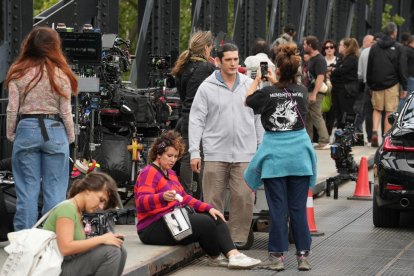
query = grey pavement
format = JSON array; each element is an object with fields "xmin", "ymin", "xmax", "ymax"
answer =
[{"xmin": 0, "ymin": 145, "xmax": 377, "ymax": 275}]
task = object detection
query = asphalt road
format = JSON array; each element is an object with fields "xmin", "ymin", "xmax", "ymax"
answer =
[{"xmin": 168, "ymin": 173, "xmax": 414, "ymax": 276}]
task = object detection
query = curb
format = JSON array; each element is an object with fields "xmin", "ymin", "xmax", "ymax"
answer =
[{"xmin": 123, "ymin": 243, "xmax": 202, "ymax": 276}]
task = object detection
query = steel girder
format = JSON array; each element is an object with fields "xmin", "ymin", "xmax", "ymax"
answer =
[
  {"xmin": 232, "ymin": 0, "xmax": 266, "ymax": 61},
  {"xmin": 191, "ymin": 0, "xmax": 228, "ymax": 35},
  {"xmin": 0, "ymin": 0, "xmax": 33, "ymax": 159},
  {"xmin": 130, "ymin": 0, "xmax": 180, "ymax": 88}
]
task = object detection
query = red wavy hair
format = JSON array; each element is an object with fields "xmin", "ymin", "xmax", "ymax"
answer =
[{"xmin": 5, "ymin": 26, "xmax": 78, "ymax": 99}]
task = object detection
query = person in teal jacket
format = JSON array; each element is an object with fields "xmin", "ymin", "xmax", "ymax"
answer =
[{"xmin": 244, "ymin": 44, "xmax": 317, "ymax": 272}]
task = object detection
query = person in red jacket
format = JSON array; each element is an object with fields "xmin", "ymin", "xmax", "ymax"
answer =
[{"xmin": 134, "ymin": 130, "xmax": 261, "ymax": 269}]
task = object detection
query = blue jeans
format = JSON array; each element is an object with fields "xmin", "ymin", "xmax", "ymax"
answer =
[
  {"xmin": 263, "ymin": 176, "xmax": 311, "ymax": 254},
  {"xmin": 12, "ymin": 118, "xmax": 69, "ymax": 230}
]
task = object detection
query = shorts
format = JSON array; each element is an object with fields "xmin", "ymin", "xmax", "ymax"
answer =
[{"xmin": 371, "ymin": 83, "xmax": 399, "ymax": 112}]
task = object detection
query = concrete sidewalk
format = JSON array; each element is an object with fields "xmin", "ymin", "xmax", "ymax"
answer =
[{"xmin": 0, "ymin": 145, "xmax": 377, "ymax": 276}]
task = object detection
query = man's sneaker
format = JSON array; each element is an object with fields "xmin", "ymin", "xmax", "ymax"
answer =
[
  {"xmin": 297, "ymin": 255, "xmax": 311, "ymax": 271},
  {"xmin": 207, "ymin": 254, "xmax": 228, "ymax": 267},
  {"xmin": 258, "ymin": 254, "xmax": 285, "ymax": 271},
  {"xmin": 371, "ymin": 133, "xmax": 379, "ymax": 147},
  {"xmin": 228, "ymin": 253, "xmax": 261, "ymax": 269}
]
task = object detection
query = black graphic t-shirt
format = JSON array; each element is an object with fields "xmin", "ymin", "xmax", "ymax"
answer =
[
  {"xmin": 246, "ymin": 84, "xmax": 308, "ymax": 132},
  {"xmin": 306, "ymin": 53, "xmax": 327, "ymax": 91}
]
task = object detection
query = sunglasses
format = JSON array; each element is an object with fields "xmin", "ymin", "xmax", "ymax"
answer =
[{"xmin": 325, "ymin": 46, "xmax": 335, "ymax": 50}]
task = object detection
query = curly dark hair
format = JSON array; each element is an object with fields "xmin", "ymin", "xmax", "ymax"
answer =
[{"xmin": 148, "ymin": 130, "xmax": 185, "ymax": 162}]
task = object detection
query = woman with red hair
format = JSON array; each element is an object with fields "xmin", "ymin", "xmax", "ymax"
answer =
[{"xmin": 5, "ymin": 26, "xmax": 78, "ymax": 230}]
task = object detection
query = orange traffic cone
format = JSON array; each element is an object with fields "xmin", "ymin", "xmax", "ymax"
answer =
[
  {"xmin": 348, "ymin": 157, "xmax": 372, "ymax": 200},
  {"xmin": 306, "ymin": 189, "xmax": 324, "ymax": 236}
]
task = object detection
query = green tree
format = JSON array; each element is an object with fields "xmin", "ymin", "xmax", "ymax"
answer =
[{"xmin": 382, "ymin": 3, "xmax": 405, "ymax": 29}]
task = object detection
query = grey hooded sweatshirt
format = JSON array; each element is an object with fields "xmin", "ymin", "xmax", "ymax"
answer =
[{"xmin": 189, "ymin": 71, "xmax": 257, "ymax": 162}]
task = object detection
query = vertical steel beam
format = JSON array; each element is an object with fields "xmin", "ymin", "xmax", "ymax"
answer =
[
  {"xmin": 296, "ymin": 0, "xmax": 308, "ymax": 44},
  {"xmin": 345, "ymin": 0, "xmax": 355, "ymax": 38},
  {"xmin": 232, "ymin": 0, "xmax": 266, "ymax": 61},
  {"xmin": 130, "ymin": 0, "xmax": 180, "ymax": 88},
  {"xmin": 286, "ymin": 0, "xmax": 303, "ymax": 41},
  {"xmin": 370, "ymin": 0, "xmax": 383, "ymax": 34},
  {"xmin": 355, "ymin": 0, "xmax": 368, "ymax": 43},
  {"xmin": 334, "ymin": 0, "xmax": 350, "ymax": 41},
  {"xmin": 97, "ymin": 0, "xmax": 119, "ymax": 34},
  {"xmin": 267, "ymin": 0, "xmax": 279, "ymax": 43},
  {"xmin": 311, "ymin": 0, "xmax": 328, "ymax": 42},
  {"xmin": 130, "ymin": 0, "xmax": 153, "ymax": 87},
  {"xmin": 323, "ymin": 0, "xmax": 335, "ymax": 42},
  {"xmin": 191, "ymin": 0, "xmax": 202, "ymax": 34},
  {"xmin": 399, "ymin": 0, "xmax": 412, "ymax": 37}
]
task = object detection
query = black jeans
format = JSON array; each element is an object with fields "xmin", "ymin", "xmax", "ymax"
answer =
[
  {"xmin": 138, "ymin": 212, "xmax": 236, "ymax": 257},
  {"xmin": 179, "ymin": 114, "xmax": 203, "ymax": 199}
]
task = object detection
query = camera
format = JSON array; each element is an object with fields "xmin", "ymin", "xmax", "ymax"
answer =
[
  {"xmin": 260, "ymin": 62, "xmax": 268, "ymax": 80},
  {"xmin": 330, "ymin": 113, "xmax": 363, "ymax": 174}
]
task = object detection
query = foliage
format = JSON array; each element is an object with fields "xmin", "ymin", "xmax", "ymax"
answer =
[
  {"xmin": 34, "ymin": 0, "xmax": 59, "ymax": 16},
  {"xmin": 382, "ymin": 3, "xmax": 405, "ymax": 29},
  {"xmin": 179, "ymin": 0, "xmax": 192, "ymax": 52}
]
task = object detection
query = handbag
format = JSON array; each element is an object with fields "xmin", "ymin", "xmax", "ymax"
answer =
[
  {"xmin": 322, "ymin": 90, "xmax": 332, "ymax": 113},
  {"xmin": 163, "ymin": 206, "xmax": 192, "ymax": 241},
  {"xmin": 0, "ymin": 202, "xmax": 67, "ymax": 276}
]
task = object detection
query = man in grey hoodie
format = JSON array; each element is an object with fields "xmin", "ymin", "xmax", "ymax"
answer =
[{"xmin": 189, "ymin": 43, "xmax": 257, "ymax": 246}]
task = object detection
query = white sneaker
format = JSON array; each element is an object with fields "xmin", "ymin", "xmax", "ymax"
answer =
[
  {"xmin": 228, "ymin": 253, "xmax": 261, "ymax": 269},
  {"xmin": 207, "ymin": 254, "xmax": 228, "ymax": 267}
]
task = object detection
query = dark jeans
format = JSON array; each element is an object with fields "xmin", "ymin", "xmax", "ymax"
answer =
[
  {"xmin": 179, "ymin": 114, "xmax": 203, "ymax": 199},
  {"xmin": 263, "ymin": 176, "xmax": 311, "ymax": 253},
  {"xmin": 138, "ymin": 212, "xmax": 236, "ymax": 257}
]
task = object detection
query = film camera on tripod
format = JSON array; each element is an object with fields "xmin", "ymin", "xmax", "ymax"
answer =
[
  {"xmin": 330, "ymin": 112, "xmax": 364, "ymax": 174},
  {"xmin": 326, "ymin": 113, "xmax": 364, "ymax": 198}
]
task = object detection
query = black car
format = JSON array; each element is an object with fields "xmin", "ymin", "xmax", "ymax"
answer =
[{"xmin": 373, "ymin": 93, "xmax": 414, "ymax": 227}]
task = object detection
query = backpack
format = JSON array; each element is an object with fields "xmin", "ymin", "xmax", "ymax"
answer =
[{"xmin": 0, "ymin": 202, "xmax": 65, "ymax": 276}]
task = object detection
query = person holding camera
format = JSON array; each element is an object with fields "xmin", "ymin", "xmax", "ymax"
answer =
[
  {"xmin": 43, "ymin": 172, "xmax": 127, "ymax": 276},
  {"xmin": 5, "ymin": 26, "xmax": 77, "ymax": 230},
  {"xmin": 244, "ymin": 44, "xmax": 317, "ymax": 272},
  {"xmin": 135, "ymin": 130, "xmax": 261, "ymax": 269},
  {"xmin": 172, "ymin": 31, "xmax": 216, "ymax": 197}
]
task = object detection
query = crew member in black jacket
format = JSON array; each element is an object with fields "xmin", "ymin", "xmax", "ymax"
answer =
[
  {"xmin": 331, "ymin": 38, "xmax": 360, "ymax": 129},
  {"xmin": 366, "ymin": 22, "xmax": 407, "ymax": 147},
  {"xmin": 171, "ymin": 31, "xmax": 216, "ymax": 197}
]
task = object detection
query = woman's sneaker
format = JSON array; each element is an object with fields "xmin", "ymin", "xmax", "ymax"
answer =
[
  {"xmin": 297, "ymin": 255, "xmax": 311, "ymax": 271},
  {"xmin": 258, "ymin": 254, "xmax": 285, "ymax": 271},
  {"xmin": 207, "ymin": 254, "xmax": 228, "ymax": 267},
  {"xmin": 228, "ymin": 253, "xmax": 261, "ymax": 269}
]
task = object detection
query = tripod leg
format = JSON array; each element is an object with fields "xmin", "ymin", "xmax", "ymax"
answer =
[
  {"xmin": 326, "ymin": 178, "xmax": 332, "ymax": 197},
  {"xmin": 334, "ymin": 179, "xmax": 339, "ymax": 199}
]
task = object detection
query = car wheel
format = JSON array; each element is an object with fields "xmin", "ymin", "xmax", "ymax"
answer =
[
  {"xmin": 234, "ymin": 228, "xmax": 254, "ymax": 250},
  {"xmin": 373, "ymin": 186, "xmax": 400, "ymax": 227}
]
